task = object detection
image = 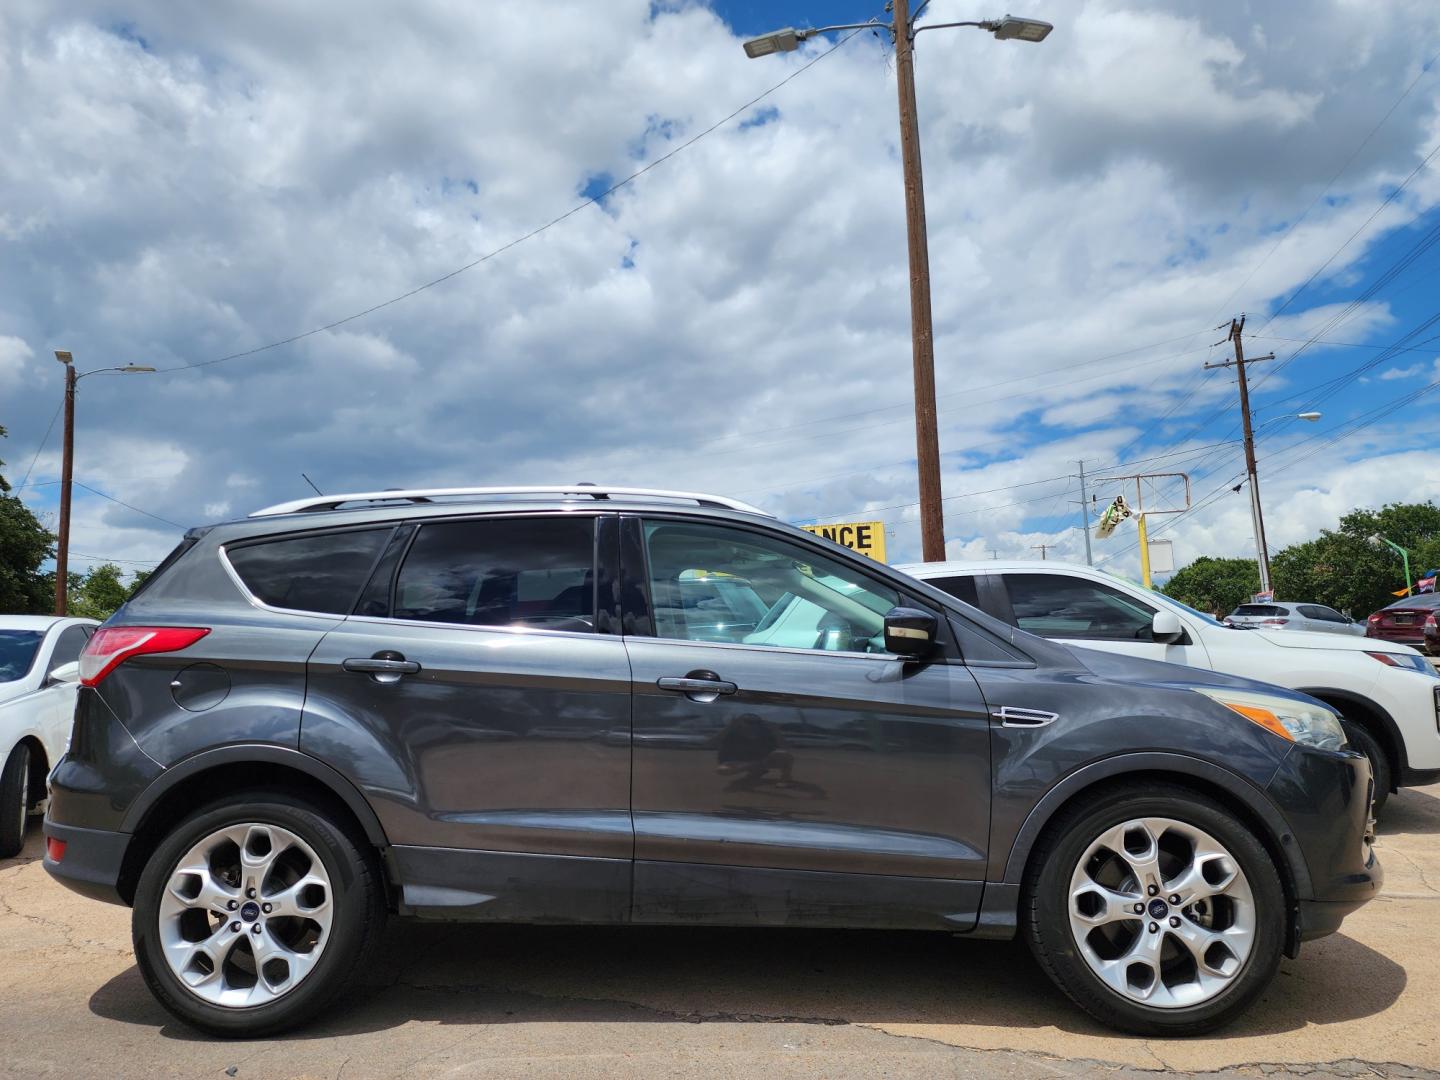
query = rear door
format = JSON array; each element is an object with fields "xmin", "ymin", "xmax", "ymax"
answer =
[
  {"xmin": 301, "ymin": 512, "xmax": 633, "ymax": 922},
  {"xmin": 622, "ymin": 516, "xmax": 991, "ymax": 930}
]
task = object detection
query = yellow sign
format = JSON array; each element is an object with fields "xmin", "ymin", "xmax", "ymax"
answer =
[{"xmin": 801, "ymin": 520, "xmax": 887, "ymax": 562}]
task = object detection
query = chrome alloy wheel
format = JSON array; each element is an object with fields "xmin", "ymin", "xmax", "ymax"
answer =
[
  {"xmin": 1067, "ymin": 817, "xmax": 1256, "ymax": 1009},
  {"xmin": 156, "ymin": 823, "xmax": 333, "ymax": 1007}
]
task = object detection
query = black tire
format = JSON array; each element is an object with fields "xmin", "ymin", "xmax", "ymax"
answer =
[
  {"xmin": 0, "ymin": 742, "xmax": 32, "ymax": 860},
  {"xmin": 1025, "ymin": 782, "xmax": 1285, "ymax": 1036},
  {"xmin": 131, "ymin": 791, "xmax": 385, "ymax": 1037},
  {"xmin": 1340, "ymin": 721, "xmax": 1390, "ymax": 817}
]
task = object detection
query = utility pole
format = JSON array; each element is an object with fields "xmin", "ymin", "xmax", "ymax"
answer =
[
  {"xmin": 1076, "ymin": 460, "xmax": 1093, "ymax": 566},
  {"xmin": 1205, "ymin": 318, "xmax": 1276, "ymax": 597},
  {"xmin": 891, "ymin": 0, "xmax": 944, "ymax": 562},
  {"xmin": 740, "ymin": 13, "xmax": 1051, "ymax": 564},
  {"xmin": 1032, "ymin": 543, "xmax": 1049, "ymax": 560},
  {"xmin": 54, "ymin": 358, "xmax": 77, "ymax": 616}
]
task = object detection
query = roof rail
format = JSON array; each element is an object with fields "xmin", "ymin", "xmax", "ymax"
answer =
[{"xmin": 249, "ymin": 485, "xmax": 773, "ymax": 518}]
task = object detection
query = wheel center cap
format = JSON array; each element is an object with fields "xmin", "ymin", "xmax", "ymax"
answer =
[
  {"xmin": 240, "ymin": 901, "xmax": 261, "ymax": 922},
  {"xmin": 1147, "ymin": 898, "xmax": 1169, "ymax": 919}
]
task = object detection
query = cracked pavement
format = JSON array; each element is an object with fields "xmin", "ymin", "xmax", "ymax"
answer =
[{"xmin": 4, "ymin": 785, "xmax": 1440, "ymax": 1079}]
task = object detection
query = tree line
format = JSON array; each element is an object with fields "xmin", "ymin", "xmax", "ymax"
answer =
[
  {"xmin": 0, "ymin": 427, "xmax": 150, "ymax": 620},
  {"xmin": 1161, "ymin": 501, "xmax": 1440, "ymax": 617}
]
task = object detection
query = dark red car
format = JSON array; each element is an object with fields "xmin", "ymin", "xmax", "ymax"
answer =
[{"xmin": 1365, "ymin": 593, "xmax": 1440, "ymax": 653}]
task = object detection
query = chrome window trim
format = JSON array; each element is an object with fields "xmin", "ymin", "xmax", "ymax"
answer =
[
  {"xmin": 343, "ymin": 613, "xmax": 602, "ymax": 642},
  {"xmin": 619, "ymin": 632, "xmax": 904, "ymax": 664}
]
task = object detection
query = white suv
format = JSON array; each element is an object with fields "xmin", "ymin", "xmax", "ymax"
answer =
[{"xmin": 899, "ymin": 560, "xmax": 1440, "ymax": 814}]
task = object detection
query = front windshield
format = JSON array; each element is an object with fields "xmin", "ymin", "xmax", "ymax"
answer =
[{"xmin": 0, "ymin": 630, "xmax": 44, "ymax": 682}]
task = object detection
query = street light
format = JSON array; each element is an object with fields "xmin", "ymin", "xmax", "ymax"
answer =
[
  {"xmin": 1371, "ymin": 533, "xmax": 1413, "ymax": 597},
  {"xmin": 743, "ymin": 7, "xmax": 1052, "ymax": 562},
  {"xmin": 50, "ymin": 350, "xmax": 155, "ymax": 615}
]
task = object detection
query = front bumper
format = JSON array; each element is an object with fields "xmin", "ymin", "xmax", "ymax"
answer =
[{"xmin": 1265, "ymin": 744, "xmax": 1381, "ymax": 942}]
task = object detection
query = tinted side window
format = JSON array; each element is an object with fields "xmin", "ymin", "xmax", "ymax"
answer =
[
  {"xmin": 49, "ymin": 626, "xmax": 91, "ymax": 670},
  {"xmin": 928, "ymin": 574, "xmax": 980, "ymax": 608},
  {"xmin": 1299, "ymin": 604, "xmax": 1344, "ymax": 622},
  {"xmin": 1003, "ymin": 573, "xmax": 1156, "ymax": 641},
  {"xmin": 642, "ymin": 520, "xmax": 900, "ymax": 652},
  {"xmin": 227, "ymin": 528, "xmax": 391, "ymax": 614},
  {"xmin": 394, "ymin": 517, "xmax": 596, "ymax": 632}
]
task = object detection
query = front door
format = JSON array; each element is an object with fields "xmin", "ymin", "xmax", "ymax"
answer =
[
  {"xmin": 623, "ymin": 516, "xmax": 991, "ymax": 930},
  {"xmin": 998, "ymin": 571, "xmax": 1212, "ymax": 667},
  {"xmin": 303, "ymin": 512, "xmax": 633, "ymax": 922}
]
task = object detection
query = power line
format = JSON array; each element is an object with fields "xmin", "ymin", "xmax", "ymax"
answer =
[
  {"xmin": 72, "ymin": 481, "xmax": 184, "ymax": 529},
  {"xmin": 14, "ymin": 401, "xmax": 62, "ymax": 492},
  {"xmin": 155, "ymin": 29, "xmax": 868, "ymax": 376}
]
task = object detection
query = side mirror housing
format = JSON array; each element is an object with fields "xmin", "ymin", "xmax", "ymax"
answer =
[
  {"xmin": 884, "ymin": 607, "xmax": 938, "ymax": 658},
  {"xmin": 1152, "ymin": 610, "xmax": 1184, "ymax": 645},
  {"xmin": 46, "ymin": 660, "xmax": 80, "ymax": 686}
]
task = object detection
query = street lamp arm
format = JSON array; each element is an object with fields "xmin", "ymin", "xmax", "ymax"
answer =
[
  {"xmin": 796, "ymin": 20, "xmax": 886, "ymax": 39},
  {"xmin": 76, "ymin": 365, "xmax": 157, "ymax": 380},
  {"xmin": 912, "ymin": 20, "xmax": 988, "ymax": 35}
]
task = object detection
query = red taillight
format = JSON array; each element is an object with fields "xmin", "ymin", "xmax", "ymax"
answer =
[
  {"xmin": 1368, "ymin": 613, "xmax": 1382, "ymax": 623},
  {"xmin": 79, "ymin": 626, "xmax": 210, "ymax": 687},
  {"xmin": 1261, "ymin": 618, "xmax": 1289, "ymax": 625},
  {"xmin": 46, "ymin": 837, "xmax": 67, "ymax": 862}
]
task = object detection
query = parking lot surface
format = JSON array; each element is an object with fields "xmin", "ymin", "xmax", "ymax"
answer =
[{"xmin": 4, "ymin": 786, "xmax": 1440, "ymax": 1079}]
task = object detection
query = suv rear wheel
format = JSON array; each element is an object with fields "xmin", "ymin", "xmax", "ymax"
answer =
[
  {"xmin": 131, "ymin": 791, "xmax": 385, "ymax": 1036},
  {"xmin": 1025, "ymin": 783, "xmax": 1284, "ymax": 1035}
]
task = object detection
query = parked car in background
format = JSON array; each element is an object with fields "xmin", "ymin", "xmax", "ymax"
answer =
[
  {"xmin": 1224, "ymin": 602, "xmax": 1365, "ymax": 636},
  {"xmin": 0, "ymin": 615, "xmax": 98, "ymax": 857},
  {"xmin": 1425, "ymin": 613, "xmax": 1438, "ymax": 657},
  {"xmin": 44, "ymin": 486, "xmax": 1378, "ymax": 1038},
  {"xmin": 899, "ymin": 560, "xmax": 1440, "ymax": 815},
  {"xmin": 1366, "ymin": 593, "xmax": 1440, "ymax": 654}
]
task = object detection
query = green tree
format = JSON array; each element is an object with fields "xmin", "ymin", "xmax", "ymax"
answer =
[
  {"xmin": 67, "ymin": 564, "xmax": 132, "ymax": 621},
  {"xmin": 1160, "ymin": 556, "xmax": 1259, "ymax": 616},
  {"xmin": 1270, "ymin": 501, "xmax": 1440, "ymax": 617},
  {"xmin": 0, "ymin": 425, "xmax": 55, "ymax": 615}
]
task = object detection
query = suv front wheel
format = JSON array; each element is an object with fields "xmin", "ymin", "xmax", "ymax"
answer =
[
  {"xmin": 1025, "ymin": 783, "xmax": 1284, "ymax": 1035},
  {"xmin": 131, "ymin": 792, "xmax": 386, "ymax": 1036}
]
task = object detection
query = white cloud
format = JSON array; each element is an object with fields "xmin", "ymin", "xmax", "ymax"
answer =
[{"xmin": 0, "ymin": 0, "xmax": 1437, "ymax": 572}]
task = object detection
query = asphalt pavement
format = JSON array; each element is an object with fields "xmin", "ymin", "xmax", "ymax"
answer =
[{"xmin": 4, "ymin": 786, "xmax": 1440, "ymax": 1079}]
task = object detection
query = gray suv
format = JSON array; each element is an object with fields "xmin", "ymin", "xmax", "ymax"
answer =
[{"xmin": 43, "ymin": 486, "xmax": 1379, "ymax": 1037}]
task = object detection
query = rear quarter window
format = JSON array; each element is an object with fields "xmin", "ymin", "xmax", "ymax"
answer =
[
  {"xmin": 226, "ymin": 528, "xmax": 392, "ymax": 614},
  {"xmin": 926, "ymin": 574, "xmax": 981, "ymax": 609}
]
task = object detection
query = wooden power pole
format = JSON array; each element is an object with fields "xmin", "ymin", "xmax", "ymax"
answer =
[
  {"xmin": 1205, "ymin": 318, "xmax": 1276, "ymax": 596},
  {"xmin": 891, "ymin": 0, "xmax": 945, "ymax": 562}
]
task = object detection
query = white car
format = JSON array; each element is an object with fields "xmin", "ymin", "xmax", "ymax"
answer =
[
  {"xmin": 0, "ymin": 616, "xmax": 98, "ymax": 857},
  {"xmin": 898, "ymin": 560, "xmax": 1440, "ymax": 814},
  {"xmin": 1225, "ymin": 602, "xmax": 1366, "ymax": 636}
]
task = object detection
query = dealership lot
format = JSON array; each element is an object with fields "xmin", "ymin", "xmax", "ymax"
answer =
[{"xmin": 0, "ymin": 787, "xmax": 1436, "ymax": 1079}]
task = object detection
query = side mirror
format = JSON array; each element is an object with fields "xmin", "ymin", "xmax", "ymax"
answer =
[
  {"xmin": 1152, "ymin": 610, "xmax": 1184, "ymax": 645},
  {"xmin": 46, "ymin": 660, "xmax": 80, "ymax": 686},
  {"xmin": 884, "ymin": 607, "xmax": 938, "ymax": 658}
]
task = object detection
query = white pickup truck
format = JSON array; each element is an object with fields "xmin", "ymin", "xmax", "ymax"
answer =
[{"xmin": 899, "ymin": 559, "xmax": 1440, "ymax": 813}]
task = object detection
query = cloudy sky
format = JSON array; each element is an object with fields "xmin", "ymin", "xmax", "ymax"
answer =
[{"xmin": 2, "ymin": 0, "xmax": 1439, "ymax": 582}]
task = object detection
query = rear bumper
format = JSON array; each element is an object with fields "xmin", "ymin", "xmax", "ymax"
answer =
[{"xmin": 42, "ymin": 820, "xmax": 129, "ymax": 907}]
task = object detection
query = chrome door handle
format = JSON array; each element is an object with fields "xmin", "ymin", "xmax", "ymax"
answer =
[
  {"xmin": 657, "ymin": 671, "xmax": 737, "ymax": 703},
  {"xmin": 657, "ymin": 677, "xmax": 737, "ymax": 694},
  {"xmin": 343, "ymin": 654, "xmax": 420, "ymax": 684}
]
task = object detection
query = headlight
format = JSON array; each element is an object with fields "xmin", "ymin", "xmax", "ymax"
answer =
[
  {"xmin": 1192, "ymin": 687, "xmax": 1347, "ymax": 752},
  {"xmin": 1366, "ymin": 650, "xmax": 1440, "ymax": 677}
]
